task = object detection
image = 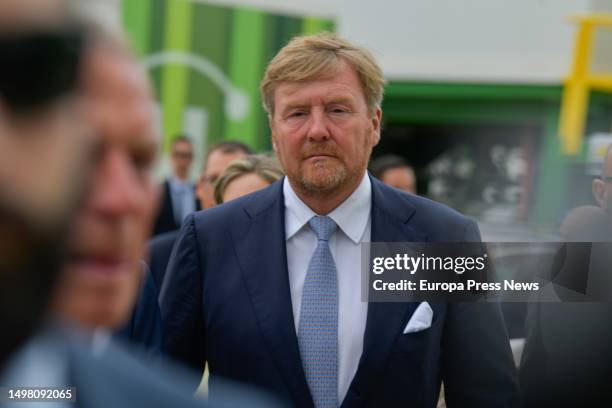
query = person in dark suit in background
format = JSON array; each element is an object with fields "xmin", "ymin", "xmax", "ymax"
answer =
[
  {"xmin": 520, "ymin": 145, "xmax": 612, "ymax": 408},
  {"xmin": 148, "ymin": 140, "xmax": 253, "ymax": 290},
  {"xmin": 161, "ymin": 32, "xmax": 518, "ymax": 407},
  {"xmin": 152, "ymin": 135, "xmax": 200, "ymax": 236},
  {"xmin": 369, "ymin": 154, "xmax": 417, "ymax": 194}
]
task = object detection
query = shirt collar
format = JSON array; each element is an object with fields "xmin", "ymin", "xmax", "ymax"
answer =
[
  {"xmin": 284, "ymin": 173, "xmax": 371, "ymax": 244},
  {"xmin": 169, "ymin": 176, "xmax": 191, "ymax": 191}
]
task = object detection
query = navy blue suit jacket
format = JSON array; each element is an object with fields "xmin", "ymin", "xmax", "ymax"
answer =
[
  {"xmin": 115, "ymin": 265, "xmax": 163, "ymax": 358},
  {"xmin": 147, "ymin": 230, "xmax": 180, "ymax": 291},
  {"xmin": 160, "ymin": 176, "xmax": 519, "ymax": 407}
]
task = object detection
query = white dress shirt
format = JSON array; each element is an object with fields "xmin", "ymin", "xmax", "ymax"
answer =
[
  {"xmin": 284, "ymin": 174, "xmax": 370, "ymax": 404},
  {"xmin": 168, "ymin": 176, "xmax": 196, "ymax": 226}
]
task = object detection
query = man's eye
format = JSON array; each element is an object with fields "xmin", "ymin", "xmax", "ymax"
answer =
[
  {"xmin": 288, "ymin": 111, "xmax": 306, "ymax": 118},
  {"xmin": 132, "ymin": 152, "xmax": 154, "ymax": 172}
]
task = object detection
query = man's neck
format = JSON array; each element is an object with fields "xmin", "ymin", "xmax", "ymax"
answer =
[{"xmin": 173, "ymin": 173, "xmax": 189, "ymax": 182}]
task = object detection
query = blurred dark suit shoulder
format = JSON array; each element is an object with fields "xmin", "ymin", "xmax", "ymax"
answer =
[
  {"xmin": 1, "ymin": 328, "xmax": 282, "ymax": 408},
  {"xmin": 147, "ymin": 230, "xmax": 180, "ymax": 291}
]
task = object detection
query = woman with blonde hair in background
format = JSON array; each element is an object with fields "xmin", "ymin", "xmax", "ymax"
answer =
[{"xmin": 214, "ymin": 154, "xmax": 284, "ymax": 204}]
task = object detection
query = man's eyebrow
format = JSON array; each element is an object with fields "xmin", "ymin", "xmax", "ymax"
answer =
[
  {"xmin": 325, "ymin": 96, "xmax": 355, "ymax": 106},
  {"xmin": 280, "ymin": 102, "xmax": 309, "ymax": 111},
  {"xmin": 280, "ymin": 95, "xmax": 355, "ymax": 110}
]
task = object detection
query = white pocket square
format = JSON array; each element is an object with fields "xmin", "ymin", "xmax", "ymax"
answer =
[{"xmin": 403, "ymin": 302, "xmax": 434, "ymax": 334}]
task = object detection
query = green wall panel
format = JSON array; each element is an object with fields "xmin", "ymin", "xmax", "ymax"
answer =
[{"xmin": 121, "ymin": 0, "xmax": 334, "ymax": 155}]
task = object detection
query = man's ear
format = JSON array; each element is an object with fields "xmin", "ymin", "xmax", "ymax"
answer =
[
  {"xmin": 269, "ymin": 114, "xmax": 279, "ymax": 153},
  {"xmin": 593, "ymin": 178, "xmax": 605, "ymax": 207},
  {"xmin": 371, "ymin": 108, "xmax": 382, "ymax": 147}
]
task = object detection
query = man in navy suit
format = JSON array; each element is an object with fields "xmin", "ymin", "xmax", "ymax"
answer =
[{"xmin": 160, "ymin": 33, "xmax": 518, "ymax": 407}]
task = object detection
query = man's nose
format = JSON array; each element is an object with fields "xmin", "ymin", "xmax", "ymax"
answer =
[{"xmin": 305, "ymin": 110, "xmax": 331, "ymax": 142}]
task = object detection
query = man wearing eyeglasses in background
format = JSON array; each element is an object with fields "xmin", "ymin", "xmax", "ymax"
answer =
[{"xmin": 153, "ymin": 135, "xmax": 200, "ymax": 236}]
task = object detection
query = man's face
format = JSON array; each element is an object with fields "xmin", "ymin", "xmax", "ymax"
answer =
[
  {"xmin": 0, "ymin": 101, "xmax": 91, "ymax": 362},
  {"xmin": 53, "ymin": 48, "xmax": 159, "ymax": 330},
  {"xmin": 593, "ymin": 151, "xmax": 612, "ymax": 218},
  {"xmin": 170, "ymin": 140, "xmax": 193, "ymax": 180},
  {"xmin": 0, "ymin": 0, "xmax": 90, "ymax": 243},
  {"xmin": 0, "ymin": 0, "xmax": 94, "ymax": 365},
  {"xmin": 270, "ymin": 61, "xmax": 380, "ymax": 198},
  {"xmin": 0, "ymin": 104, "xmax": 90, "ymax": 232},
  {"xmin": 197, "ymin": 149, "xmax": 246, "ymax": 209},
  {"xmin": 381, "ymin": 166, "xmax": 416, "ymax": 194}
]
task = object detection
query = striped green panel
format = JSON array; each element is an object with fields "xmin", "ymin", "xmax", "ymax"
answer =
[
  {"xmin": 224, "ymin": 9, "xmax": 266, "ymax": 151},
  {"xmin": 121, "ymin": 0, "xmax": 152, "ymax": 56},
  {"xmin": 186, "ymin": 4, "xmax": 232, "ymax": 146},
  {"xmin": 302, "ymin": 17, "xmax": 333, "ymax": 35},
  {"xmin": 147, "ymin": 0, "xmax": 167, "ymax": 92},
  {"xmin": 121, "ymin": 1, "xmax": 334, "ymax": 153},
  {"xmin": 160, "ymin": 0, "xmax": 194, "ymax": 152},
  {"xmin": 275, "ymin": 15, "xmax": 302, "ymax": 50}
]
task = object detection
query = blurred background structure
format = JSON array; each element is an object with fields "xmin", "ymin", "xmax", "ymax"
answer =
[{"xmin": 80, "ymin": 0, "xmax": 612, "ymax": 232}]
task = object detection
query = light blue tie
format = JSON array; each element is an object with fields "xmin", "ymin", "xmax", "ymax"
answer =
[{"xmin": 298, "ymin": 215, "xmax": 338, "ymax": 408}]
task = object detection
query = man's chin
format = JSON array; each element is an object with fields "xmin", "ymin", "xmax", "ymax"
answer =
[
  {"xmin": 300, "ymin": 177, "xmax": 342, "ymax": 192},
  {"xmin": 297, "ymin": 167, "xmax": 346, "ymax": 192},
  {"xmin": 0, "ymin": 206, "xmax": 67, "ymax": 366}
]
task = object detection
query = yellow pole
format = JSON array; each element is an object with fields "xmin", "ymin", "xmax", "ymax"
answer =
[
  {"xmin": 558, "ymin": 14, "xmax": 612, "ymax": 155},
  {"xmin": 559, "ymin": 22, "xmax": 593, "ymax": 154}
]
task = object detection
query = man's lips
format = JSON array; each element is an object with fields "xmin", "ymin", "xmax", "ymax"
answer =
[
  {"xmin": 68, "ymin": 253, "xmax": 131, "ymax": 277},
  {"xmin": 304, "ymin": 154, "xmax": 336, "ymax": 161}
]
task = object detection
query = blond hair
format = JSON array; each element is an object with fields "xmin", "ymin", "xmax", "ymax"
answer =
[
  {"xmin": 214, "ymin": 154, "xmax": 284, "ymax": 204},
  {"xmin": 260, "ymin": 32, "xmax": 385, "ymax": 116}
]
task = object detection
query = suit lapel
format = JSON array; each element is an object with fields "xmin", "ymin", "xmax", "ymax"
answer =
[
  {"xmin": 232, "ymin": 181, "xmax": 313, "ymax": 407},
  {"xmin": 342, "ymin": 177, "xmax": 427, "ymax": 407}
]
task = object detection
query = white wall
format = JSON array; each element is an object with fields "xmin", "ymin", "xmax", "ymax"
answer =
[
  {"xmin": 80, "ymin": 0, "xmax": 610, "ymax": 84},
  {"xmin": 337, "ymin": 0, "xmax": 595, "ymax": 83},
  {"xmin": 72, "ymin": 0, "xmax": 122, "ymax": 33},
  {"xmin": 194, "ymin": 0, "xmax": 597, "ymax": 83}
]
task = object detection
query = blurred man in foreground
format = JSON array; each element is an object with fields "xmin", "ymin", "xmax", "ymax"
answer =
[
  {"xmin": 2, "ymin": 6, "xmax": 279, "ymax": 407},
  {"xmin": 51, "ymin": 25, "xmax": 159, "ymax": 334},
  {"xmin": 0, "ymin": 0, "xmax": 93, "ymax": 369}
]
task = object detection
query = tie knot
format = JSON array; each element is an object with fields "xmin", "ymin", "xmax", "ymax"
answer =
[{"xmin": 308, "ymin": 215, "xmax": 337, "ymax": 242}]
